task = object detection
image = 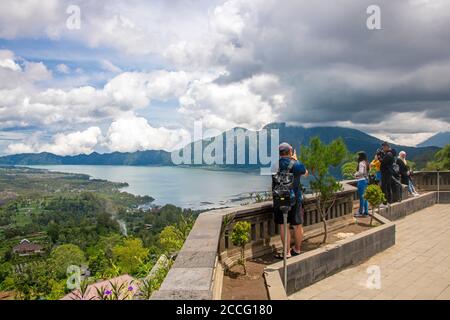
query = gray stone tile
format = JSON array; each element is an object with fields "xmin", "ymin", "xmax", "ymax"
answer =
[{"xmin": 159, "ymin": 267, "xmax": 214, "ymax": 291}]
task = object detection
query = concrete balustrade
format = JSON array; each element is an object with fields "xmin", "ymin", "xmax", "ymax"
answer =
[
  {"xmin": 219, "ymin": 183, "xmax": 356, "ymax": 268},
  {"xmin": 414, "ymin": 170, "xmax": 450, "ymax": 203}
]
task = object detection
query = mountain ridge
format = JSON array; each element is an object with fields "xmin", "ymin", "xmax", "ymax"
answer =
[
  {"xmin": 417, "ymin": 131, "xmax": 450, "ymax": 148},
  {"xmin": 0, "ymin": 123, "xmax": 440, "ymax": 169}
]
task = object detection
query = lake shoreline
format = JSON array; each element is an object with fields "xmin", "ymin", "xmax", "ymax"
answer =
[{"xmin": 23, "ymin": 164, "xmax": 272, "ymax": 210}]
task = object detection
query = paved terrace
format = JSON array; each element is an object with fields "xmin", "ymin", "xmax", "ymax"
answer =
[{"xmin": 290, "ymin": 204, "xmax": 450, "ymax": 300}]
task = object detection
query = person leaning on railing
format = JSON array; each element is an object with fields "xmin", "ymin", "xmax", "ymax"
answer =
[
  {"xmin": 354, "ymin": 151, "xmax": 369, "ymax": 217},
  {"xmin": 398, "ymin": 151, "xmax": 419, "ymax": 197}
]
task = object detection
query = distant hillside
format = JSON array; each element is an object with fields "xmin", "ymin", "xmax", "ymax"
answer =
[
  {"xmin": 0, "ymin": 123, "xmax": 440, "ymax": 169},
  {"xmin": 417, "ymin": 132, "xmax": 450, "ymax": 148},
  {"xmin": 172, "ymin": 123, "xmax": 440, "ymax": 169},
  {"xmin": 0, "ymin": 150, "xmax": 173, "ymax": 166},
  {"xmin": 267, "ymin": 123, "xmax": 439, "ymax": 168}
]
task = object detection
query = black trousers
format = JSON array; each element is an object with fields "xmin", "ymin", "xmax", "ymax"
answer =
[{"xmin": 381, "ymin": 173, "xmax": 393, "ymax": 204}]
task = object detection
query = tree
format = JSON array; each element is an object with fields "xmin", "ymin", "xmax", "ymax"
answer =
[
  {"xmin": 47, "ymin": 221, "xmax": 60, "ymax": 243},
  {"xmin": 112, "ymin": 238, "xmax": 149, "ymax": 275},
  {"xmin": 87, "ymin": 248, "xmax": 110, "ymax": 278},
  {"xmin": 159, "ymin": 214, "xmax": 195, "ymax": 254},
  {"xmin": 364, "ymin": 184, "xmax": 386, "ymax": 226},
  {"xmin": 341, "ymin": 161, "xmax": 357, "ymax": 179},
  {"xmin": 159, "ymin": 225, "xmax": 185, "ymax": 254},
  {"xmin": 300, "ymin": 137, "xmax": 348, "ymax": 244},
  {"xmin": 426, "ymin": 144, "xmax": 450, "ymax": 170},
  {"xmin": 13, "ymin": 261, "xmax": 52, "ymax": 300},
  {"xmin": 49, "ymin": 244, "xmax": 86, "ymax": 279},
  {"xmin": 231, "ymin": 221, "xmax": 251, "ymax": 275}
]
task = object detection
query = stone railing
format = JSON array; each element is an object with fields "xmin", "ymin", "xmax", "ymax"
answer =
[
  {"xmin": 151, "ymin": 181, "xmax": 356, "ymax": 300},
  {"xmin": 219, "ymin": 183, "xmax": 356, "ymax": 267},
  {"xmin": 413, "ymin": 170, "xmax": 450, "ymax": 191},
  {"xmin": 413, "ymin": 170, "xmax": 450, "ymax": 203}
]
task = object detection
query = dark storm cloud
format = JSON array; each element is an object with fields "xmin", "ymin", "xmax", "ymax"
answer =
[{"xmin": 220, "ymin": 0, "xmax": 450, "ymax": 130}]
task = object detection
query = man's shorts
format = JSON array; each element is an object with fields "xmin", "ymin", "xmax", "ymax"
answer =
[{"xmin": 273, "ymin": 200, "xmax": 304, "ymax": 225}]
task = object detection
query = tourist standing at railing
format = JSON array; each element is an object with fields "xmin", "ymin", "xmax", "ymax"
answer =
[
  {"xmin": 380, "ymin": 142, "xmax": 395, "ymax": 204},
  {"xmin": 354, "ymin": 152, "xmax": 369, "ymax": 217},
  {"xmin": 398, "ymin": 151, "xmax": 419, "ymax": 197},
  {"xmin": 272, "ymin": 142, "xmax": 309, "ymax": 259},
  {"xmin": 370, "ymin": 152, "xmax": 382, "ymax": 184}
]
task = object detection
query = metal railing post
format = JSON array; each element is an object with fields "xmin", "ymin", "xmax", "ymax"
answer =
[
  {"xmin": 437, "ymin": 169, "xmax": 440, "ymax": 204},
  {"xmin": 283, "ymin": 209, "xmax": 288, "ymax": 290}
]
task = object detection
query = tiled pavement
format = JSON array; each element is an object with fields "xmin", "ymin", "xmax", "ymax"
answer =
[{"xmin": 289, "ymin": 204, "xmax": 450, "ymax": 300}]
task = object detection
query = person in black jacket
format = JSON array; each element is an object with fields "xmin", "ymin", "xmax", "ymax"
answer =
[
  {"xmin": 380, "ymin": 142, "xmax": 394, "ymax": 204},
  {"xmin": 396, "ymin": 151, "xmax": 409, "ymax": 185}
]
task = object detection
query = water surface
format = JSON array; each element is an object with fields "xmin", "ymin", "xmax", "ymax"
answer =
[{"xmin": 29, "ymin": 165, "xmax": 272, "ymax": 209}]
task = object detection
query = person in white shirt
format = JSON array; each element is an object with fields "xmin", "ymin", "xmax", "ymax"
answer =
[{"xmin": 354, "ymin": 151, "xmax": 369, "ymax": 217}]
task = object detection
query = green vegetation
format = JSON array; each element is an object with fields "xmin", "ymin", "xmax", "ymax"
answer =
[
  {"xmin": 231, "ymin": 221, "xmax": 251, "ymax": 275},
  {"xmin": 364, "ymin": 184, "xmax": 386, "ymax": 226},
  {"xmin": 341, "ymin": 161, "xmax": 357, "ymax": 179},
  {"xmin": 112, "ymin": 238, "xmax": 149, "ymax": 275},
  {"xmin": 0, "ymin": 166, "xmax": 196, "ymax": 299},
  {"xmin": 425, "ymin": 144, "xmax": 450, "ymax": 170},
  {"xmin": 300, "ymin": 137, "xmax": 348, "ymax": 244}
]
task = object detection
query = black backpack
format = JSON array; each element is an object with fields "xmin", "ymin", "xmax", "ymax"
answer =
[{"xmin": 272, "ymin": 159, "xmax": 296, "ymax": 209}]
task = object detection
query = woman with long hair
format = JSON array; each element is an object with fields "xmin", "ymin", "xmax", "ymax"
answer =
[
  {"xmin": 355, "ymin": 151, "xmax": 369, "ymax": 217},
  {"xmin": 398, "ymin": 151, "xmax": 419, "ymax": 196}
]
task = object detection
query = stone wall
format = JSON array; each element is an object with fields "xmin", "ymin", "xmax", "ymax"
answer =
[
  {"xmin": 219, "ymin": 183, "xmax": 356, "ymax": 268},
  {"xmin": 265, "ymin": 213, "xmax": 395, "ymax": 295},
  {"xmin": 414, "ymin": 170, "xmax": 450, "ymax": 192},
  {"xmin": 378, "ymin": 191, "xmax": 437, "ymax": 221},
  {"xmin": 414, "ymin": 170, "xmax": 450, "ymax": 204}
]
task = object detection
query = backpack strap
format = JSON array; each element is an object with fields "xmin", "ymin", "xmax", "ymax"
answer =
[{"xmin": 287, "ymin": 159, "xmax": 296, "ymax": 171}]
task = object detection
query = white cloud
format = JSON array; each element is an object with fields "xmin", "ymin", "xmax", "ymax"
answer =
[
  {"xmin": 0, "ymin": 53, "xmax": 191, "ymax": 130},
  {"xmin": 0, "ymin": 0, "xmax": 62, "ymax": 39},
  {"xmin": 56, "ymin": 63, "xmax": 70, "ymax": 74},
  {"xmin": 100, "ymin": 59, "xmax": 122, "ymax": 73},
  {"xmin": 1, "ymin": 0, "xmax": 449, "ymax": 153},
  {"xmin": 6, "ymin": 126, "xmax": 102, "ymax": 156},
  {"xmin": 5, "ymin": 115, "xmax": 191, "ymax": 155},
  {"xmin": 103, "ymin": 70, "xmax": 190, "ymax": 109},
  {"xmin": 0, "ymin": 50, "xmax": 21, "ymax": 71},
  {"xmin": 104, "ymin": 115, "xmax": 190, "ymax": 152},
  {"xmin": 178, "ymin": 73, "xmax": 287, "ymax": 131},
  {"xmin": 5, "ymin": 143, "xmax": 35, "ymax": 155}
]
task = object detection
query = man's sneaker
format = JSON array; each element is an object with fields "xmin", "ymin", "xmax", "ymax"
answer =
[
  {"xmin": 354, "ymin": 213, "xmax": 365, "ymax": 218},
  {"xmin": 290, "ymin": 248, "xmax": 301, "ymax": 257}
]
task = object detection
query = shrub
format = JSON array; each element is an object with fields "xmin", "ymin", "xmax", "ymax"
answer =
[
  {"xmin": 231, "ymin": 221, "xmax": 251, "ymax": 275},
  {"xmin": 364, "ymin": 184, "xmax": 386, "ymax": 226}
]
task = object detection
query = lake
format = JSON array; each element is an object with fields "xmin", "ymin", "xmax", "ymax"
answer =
[{"xmin": 29, "ymin": 165, "xmax": 273, "ymax": 210}]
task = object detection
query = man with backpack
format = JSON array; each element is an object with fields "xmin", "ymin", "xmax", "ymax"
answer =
[{"xmin": 272, "ymin": 142, "xmax": 309, "ymax": 259}]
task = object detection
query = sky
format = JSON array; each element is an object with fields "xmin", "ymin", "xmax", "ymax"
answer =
[{"xmin": 0, "ymin": 0, "xmax": 449, "ymax": 156}]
